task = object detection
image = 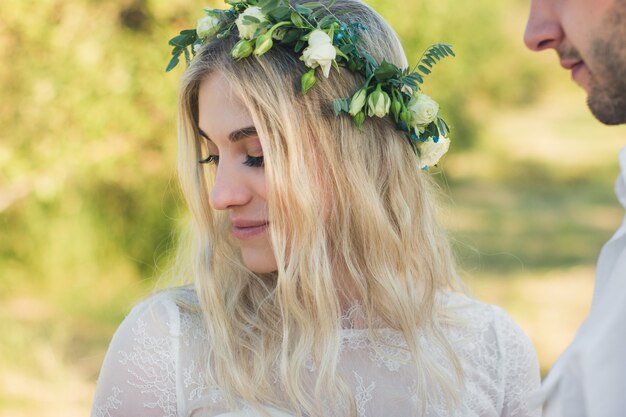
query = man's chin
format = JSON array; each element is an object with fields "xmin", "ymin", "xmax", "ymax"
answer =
[{"xmin": 588, "ymin": 94, "xmax": 626, "ymax": 125}]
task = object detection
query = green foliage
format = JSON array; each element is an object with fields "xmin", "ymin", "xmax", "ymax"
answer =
[
  {"xmin": 167, "ymin": 29, "xmax": 199, "ymax": 71},
  {"xmin": 0, "ymin": 1, "xmax": 549, "ymax": 296},
  {"xmin": 368, "ymin": 0, "xmax": 546, "ymax": 148}
]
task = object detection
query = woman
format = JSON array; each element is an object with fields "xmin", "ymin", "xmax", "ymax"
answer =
[{"xmin": 91, "ymin": 0, "xmax": 540, "ymax": 416}]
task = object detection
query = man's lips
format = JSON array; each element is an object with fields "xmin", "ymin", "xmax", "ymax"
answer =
[
  {"xmin": 560, "ymin": 59, "xmax": 586, "ymax": 82},
  {"xmin": 560, "ymin": 59, "xmax": 583, "ymax": 71},
  {"xmin": 230, "ymin": 219, "xmax": 269, "ymax": 239}
]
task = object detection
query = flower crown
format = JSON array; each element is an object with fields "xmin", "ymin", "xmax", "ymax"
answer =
[{"xmin": 167, "ymin": 0, "xmax": 455, "ymax": 168}]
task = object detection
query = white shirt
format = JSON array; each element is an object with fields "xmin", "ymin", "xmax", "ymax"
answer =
[
  {"xmin": 539, "ymin": 147, "xmax": 626, "ymax": 417},
  {"xmin": 91, "ymin": 290, "xmax": 540, "ymax": 417}
]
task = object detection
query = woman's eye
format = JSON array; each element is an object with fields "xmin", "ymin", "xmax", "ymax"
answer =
[
  {"xmin": 199, "ymin": 155, "xmax": 263, "ymax": 167},
  {"xmin": 199, "ymin": 155, "xmax": 219, "ymax": 165},
  {"xmin": 243, "ymin": 155, "xmax": 264, "ymax": 168}
]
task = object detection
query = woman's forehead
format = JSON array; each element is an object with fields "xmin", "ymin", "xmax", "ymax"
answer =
[{"xmin": 197, "ymin": 72, "xmax": 254, "ymax": 143}]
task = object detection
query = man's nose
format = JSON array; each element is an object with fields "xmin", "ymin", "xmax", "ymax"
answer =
[
  {"xmin": 524, "ymin": 0, "xmax": 564, "ymax": 52},
  {"xmin": 209, "ymin": 163, "xmax": 251, "ymax": 211}
]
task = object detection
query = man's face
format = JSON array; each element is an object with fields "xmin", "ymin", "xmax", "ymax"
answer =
[{"xmin": 524, "ymin": 0, "xmax": 626, "ymax": 125}]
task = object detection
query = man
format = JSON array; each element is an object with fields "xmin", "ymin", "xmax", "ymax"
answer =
[{"xmin": 524, "ymin": 1, "xmax": 626, "ymax": 416}]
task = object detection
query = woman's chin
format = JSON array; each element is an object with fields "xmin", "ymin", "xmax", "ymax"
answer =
[{"xmin": 241, "ymin": 250, "xmax": 277, "ymax": 274}]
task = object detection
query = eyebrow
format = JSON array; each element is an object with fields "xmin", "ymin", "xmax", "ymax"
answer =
[{"xmin": 198, "ymin": 126, "xmax": 258, "ymax": 143}]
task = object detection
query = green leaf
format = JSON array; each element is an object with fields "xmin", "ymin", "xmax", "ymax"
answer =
[
  {"xmin": 363, "ymin": 52, "xmax": 378, "ymax": 69},
  {"xmin": 294, "ymin": 39, "xmax": 306, "ymax": 52},
  {"xmin": 294, "ymin": 4, "xmax": 313, "ymax": 17},
  {"xmin": 318, "ymin": 15, "xmax": 337, "ymax": 30},
  {"xmin": 204, "ymin": 9, "xmax": 223, "ymax": 18},
  {"xmin": 281, "ymin": 28, "xmax": 303, "ymax": 43},
  {"xmin": 334, "ymin": 46, "xmax": 349, "ymax": 60},
  {"xmin": 252, "ymin": 24, "xmax": 271, "ymax": 39},
  {"xmin": 169, "ymin": 34, "xmax": 194, "ymax": 47},
  {"xmin": 423, "ymin": 122, "xmax": 438, "ymax": 139},
  {"xmin": 422, "ymin": 57, "xmax": 434, "ymax": 67},
  {"xmin": 417, "ymin": 65, "xmax": 431, "ymax": 75},
  {"xmin": 404, "ymin": 79, "xmax": 418, "ymax": 89},
  {"xmin": 259, "ymin": 0, "xmax": 279, "ymax": 11},
  {"xmin": 333, "ymin": 99, "xmax": 346, "ymax": 116},
  {"xmin": 165, "ymin": 54, "xmax": 180, "ymax": 72},
  {"xmin": 301, "ymin": 69, "xmax": 317, "ymax": 94},
  {"xmin": 290, "ymin": 10, "xmax": 306, "ymax": 28},
  {"xmin": 442, "ymin": 44, "xmax": 455, "ymax": 56},
  {"xmin": 341, "ymin": 98, "xmax": 349, "ymax": 113},
  {"xmin": 339, "ymin": 44, "xmax": 357, "ymax": 55},
  {"xmin": 243, "ymin": 15, "xmax": 261, "ymax": 24},
  {"xmin": 269, "ymin": 5, "xmax": 290, "ymax": 20},
  {"xmin": 300, "ymin": 2, "xmax": 324, "ymax": 8},
  {"xmin": 374, "ymin": 60, "xmax": 400, "ymax": 82},
  {"xmin": 216, "ymin": 28, "xmax": 232, "ymax": 39},
  {"xmin": 353, "ymin": 111, "xmax": 365, "ymax": 129},
  {"xmin": 407, "ymin": 73, "xmax": 423, "ymax": 84},
  {"xmin": 437, "ymin": 117, "xmax": 450, "ymax": 136}
]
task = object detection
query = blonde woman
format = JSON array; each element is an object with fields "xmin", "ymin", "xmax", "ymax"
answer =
[{"xmin": 91, "ymin": 1, "xmax": 540, "ymax": 416}]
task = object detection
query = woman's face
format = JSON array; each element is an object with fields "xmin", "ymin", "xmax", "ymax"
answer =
[{"xmin": 197, "ymin": 72, "xmax": 277, "ymax": 273}]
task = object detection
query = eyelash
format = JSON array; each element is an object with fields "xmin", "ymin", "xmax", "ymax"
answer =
[
  {"xmin": 199, "ymin": 155, "xmax": 219, "ymax": 165},
  {"xmin": 243, "ymin": 155, "xmax": 264, "ymax": 167},
  {"xmin": 198, "ymin": 155, "xmax": 264, "ymax": 168}
]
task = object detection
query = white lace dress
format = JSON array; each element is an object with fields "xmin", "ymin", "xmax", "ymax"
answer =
[{"xmin": 91, "ymin": 289, "xmax": 540, "ymax": 417}]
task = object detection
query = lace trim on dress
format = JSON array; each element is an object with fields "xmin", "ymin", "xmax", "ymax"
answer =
[
  {"xmin": 118, "ymin": 317, "xmax": 178, "ymax": 417},
  {"xmin": 93, "ymin": 386, "xmax": 123, "ymax": 417},
  {"xmin": 353, "ymin": 371, "xmax": 376, "ymax": 417},
  {"xmin": 92, "ymin": 290, "xmax": 539, "ymax": 417}
]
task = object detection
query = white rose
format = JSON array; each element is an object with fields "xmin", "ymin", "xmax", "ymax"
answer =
[
  {"xmin": 301, "ymin": 30, "xmax": 336, "ymax": 78},
  {"xmin": 419, "ymin": 136, "xmax": 450, "ymax": 168},
  {"xmin": 408, "ymin": 92, "xmax": 439, "ymax": 127},
  {"xmin": 235, "ymin": 7, "xmax": 268, "ymax": 40},
  {"xmin": 196, "ymin": 14, "xmax": 220, "ymax": 40}
]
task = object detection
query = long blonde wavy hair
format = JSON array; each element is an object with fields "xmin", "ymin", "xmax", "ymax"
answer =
[{"xmin": 174, "ymin": 0, "xmax": 464, "ymax": 415}]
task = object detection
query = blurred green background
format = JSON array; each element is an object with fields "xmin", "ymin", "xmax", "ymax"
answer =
[{"xmin": 1, "ymin": 0, "xmax": 624, "ymax": 415}]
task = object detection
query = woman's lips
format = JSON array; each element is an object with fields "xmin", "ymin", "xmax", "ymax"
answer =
[{"xmin": 231, "ymin": 222, "xmax": 268, "ymax": 239}]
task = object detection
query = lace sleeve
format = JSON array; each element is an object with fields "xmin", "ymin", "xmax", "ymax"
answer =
[
  {"xmin": 91, "ymin": 294, "xmax": 180, "ymax": 417},
  {"xmin": 492, "ymin": 306, "xmax": 541, "ymax": 417}
]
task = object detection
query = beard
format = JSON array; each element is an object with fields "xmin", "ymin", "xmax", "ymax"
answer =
[{"xmin": 587, "ymin": 2, "xmax": 626, "ymax": 125}]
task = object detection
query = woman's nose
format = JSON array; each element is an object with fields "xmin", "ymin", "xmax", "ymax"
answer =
[
  {"xmin": 209, "ymin": 162, "xmax": 252, "ymax": 211},
  {"xmin": 524, "ymin": 0, "xmax": 564, "ymax": 52}
]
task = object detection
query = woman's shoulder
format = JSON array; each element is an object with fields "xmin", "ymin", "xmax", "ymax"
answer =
[
  {"xmin": 440, "ymin": 292, "xmax": 538, "ymax": 373},
  {"xmin": 441, "ymin": 291, "xmax": 531, "ymax": 340},
  {"xmin": 91, "ymin": 287, "xmax": 205, "ymax": 417},
  {"xmin": 440, "ymin": 292, "xmax": 540, "ymax": 415},
  {"xmin": 124, "ymin": 286, "xmax": 202, "ymax": 327}
]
